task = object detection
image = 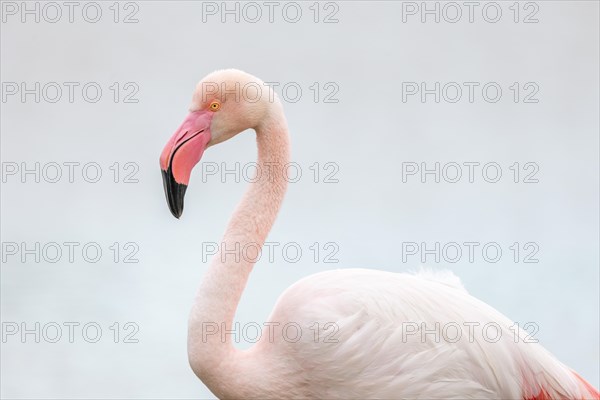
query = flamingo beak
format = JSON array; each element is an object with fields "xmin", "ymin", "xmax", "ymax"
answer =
[{"xmin": 160, "ymin": 110, "xmax": 214, "ymax": 218}]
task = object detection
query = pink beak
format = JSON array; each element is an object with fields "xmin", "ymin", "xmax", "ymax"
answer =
[{"xmin": 160, "ymin": 110, "xmax": 213, "ymax": 218}]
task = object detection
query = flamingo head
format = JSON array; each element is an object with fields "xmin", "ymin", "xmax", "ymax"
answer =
[{"xmin": 160, "ymin": 69, "xmax": 270, "ymax": 218}]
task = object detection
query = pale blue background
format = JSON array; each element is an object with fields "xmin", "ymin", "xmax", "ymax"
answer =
[{"xmin": 1, "ymin": 1, "xmax": 598, "ymax": 398}]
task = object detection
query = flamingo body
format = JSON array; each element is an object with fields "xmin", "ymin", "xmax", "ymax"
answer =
[
  {"xmin": 159, "ymin": 69, "xmax": 599, "ymax": 399},
  {"xmin": 257, "ymin": 268, "xmax": 598, "ymax": 399}
]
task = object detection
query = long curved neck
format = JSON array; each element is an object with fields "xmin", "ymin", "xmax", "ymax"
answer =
[{"xmin": 188, "ymin": 100, "xmax": 290, "ymax": 397}]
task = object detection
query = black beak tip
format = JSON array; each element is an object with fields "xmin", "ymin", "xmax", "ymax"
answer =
[
  {"xmin": 161, "ymin": 168, "xmax": 188, "ymax": 219},
  {"xmin": 171, "ymin": 208, "xmax": 182, "ymax": 219}
]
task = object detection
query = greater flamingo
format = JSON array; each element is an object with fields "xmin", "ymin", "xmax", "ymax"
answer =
[{"xmin": 160, "ymin": 69, "xmax": 599, "ymax": 399}]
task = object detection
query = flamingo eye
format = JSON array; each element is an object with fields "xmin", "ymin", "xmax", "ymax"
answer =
[{"xmin": 209, "ymin": 101, "xmax": 221, "ymax": 111}]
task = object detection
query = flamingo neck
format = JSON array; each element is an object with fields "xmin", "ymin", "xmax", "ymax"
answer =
[{"xmin": 187, "ymin": 100, "xmax": 290, "ymax": 397}]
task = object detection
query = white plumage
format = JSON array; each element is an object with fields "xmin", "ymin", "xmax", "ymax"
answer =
[{"xmin": 254, "ymin": 268, "xmax": 593, "ymax": 399}]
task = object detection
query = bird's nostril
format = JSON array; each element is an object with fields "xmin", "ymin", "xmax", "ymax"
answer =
[{"xmin": 174, "ymin": 131, "xmax": 189, "ymax": 147}]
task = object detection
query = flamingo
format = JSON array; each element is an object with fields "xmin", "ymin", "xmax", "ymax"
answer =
[{"xmin": 160, "ymin": 69, "xmax": 599, "ymax": 399}]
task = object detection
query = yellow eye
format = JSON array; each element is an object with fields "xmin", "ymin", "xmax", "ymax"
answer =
[{"xmin": 209, "ymin": 101, "xmax": 221, "ymax": 111}]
